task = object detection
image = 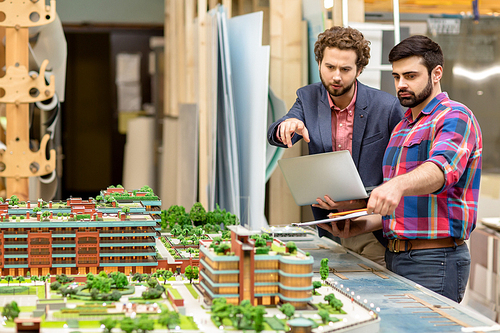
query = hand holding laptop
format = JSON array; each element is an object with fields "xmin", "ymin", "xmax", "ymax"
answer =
[{"xmin": 313, "ymin": 196, "xmax": 367, "ymax": 211}]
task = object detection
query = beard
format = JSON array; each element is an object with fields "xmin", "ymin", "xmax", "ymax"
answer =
[
  {"xmin": 320, "ymin": 71, "xmax": 356, "ymax": 98},
  {"xmin": 397, "ymin": 76, "xmax": 433, "ymax": 108}
]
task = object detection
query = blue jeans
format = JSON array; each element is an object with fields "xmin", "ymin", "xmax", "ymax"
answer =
[{"xmin": 385, "ymin": 243, "xmax": 470, "ymax": 303}]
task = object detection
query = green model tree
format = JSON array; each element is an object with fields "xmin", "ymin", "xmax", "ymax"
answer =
[
  {"xmin": 320, "ymin": 258, "xmax": 330, "ymax": 281},
  {"xmin": 190, "ymin": 202, "xmax": 207, "ymax": 226},
  {"xmin": 324, "ymin": 293, "xmax": 343, "ymax": 311},
  {"xmin": 280, "ymin": 303, "xmax": 295, "ymax": 320},
  {"xmin": 158, "ymin": 309, "xmax": 180, "ymax": 331},
  {"xmin": 252, "ymin": 305, "xmax": 267, "ymax": 332},
  {"xmin": 9, "ymin": 195, "xmax": 19, "ymax": 206},
  {"xmin": 137, "ymin": 315, "xmax": 154, "ymax": 333},
  {"xmin": 286, "ymin": 241, "xmax": 297, "ymax": 254},
  {"xmin": 156, "ymin": 269, "xmax": 174, "ymax": 284},
  {"xmin": 254, "ymin": 237, "xmax": 267, "ymax": 248},
  {"xmin": 166, "ymin": 205, "xmax": 190, "ymax": 228},
  {"xmin": 100, "ymin": 317, "xmax": 117, "ymax": 333},
  {"xmin": 184, "ymin": 265, "xmax": 199, "ymax": 284},
  {"xmin": 318, "ymin": 309, "xmax": 331, "ymax": 324},
  {"xmin": 313, "ymin": 280, "xmax": 322, "ymax": 295},
  {"xmin": 5, "ymin": 275, "xmax": 13, "ymax": 286},
  {"xmin": 211, "ymin": 298, "xmax": 232, "ymax": 327},
  {"xmin": 1, "ymin": 301, "xmax": 20, "ymax": 321},
  {"xmin": 120, "ymin": 317, "xmax": 137, "ymax": 333},
  {"xmin": 15, "ymin": 276, "xmax": 25, "ymax": 286},
  {"xmin": 31, "ymin": 275, "xmax": 39, "ymax": 285}
]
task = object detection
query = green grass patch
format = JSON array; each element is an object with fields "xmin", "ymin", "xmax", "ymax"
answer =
[
  {"xmin": 0, "ymin": 286, "xmax": 36, "ymax": 294},
  {"xmin": 316, "ymin": 302, "xmax": 347, "ymax": 314},
  {"xmin": 271, "ymin": 243, "xmax": 286, "ymax": 253},
  {"xmin": 20, "ymin": 306, "xmax": 37, "ymax": 312},
  {"xmin": 166, "ymin": 288, "xmax": 182, "ymax": 300},
  {"xmin": 265, "ymin": 316, "xmax": 286, "ymax": 330},
  {"xmin": 41, "ymin": 321, "xmax": 67, "ymax": 328},
  {"xmin": 75, "ymin": 320, "xmax": 101, "ymax": 328},
  {"xmin": 179, "ymin": 315, "xmax": 198, "ymax": 330},
  {"xmin": 185, "ymin": 284, "xmax": 198, "ymax": 299}
]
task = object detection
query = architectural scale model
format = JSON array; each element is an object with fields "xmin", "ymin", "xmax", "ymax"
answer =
[
  {"xmin": 0, "ymin": 186, "xmax": 161, "ymax": 277},
  {"xmin": 0, "ymin": 188, "xmax": 386, "ymax": 333},
  {"xmin": 261, "ymin": 225, "xmax": 316, "ymax": 241},
  {"xmin": 198, "ymin": 225, "xmax": 315, "ymax": 308}
]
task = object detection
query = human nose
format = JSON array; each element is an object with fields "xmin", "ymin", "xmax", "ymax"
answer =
[
  {"xmin": 332, "ymin": 69, "xmax": 341, "ymax": 81},
  {"xmin": 396, "ymin": 77, "xmax": 407, "ymax": 90}
]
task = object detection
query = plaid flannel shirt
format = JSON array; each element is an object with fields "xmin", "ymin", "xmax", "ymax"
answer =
[{"xmin": 382, "ymin": 92, "xmax": 482, "ymax": 240}]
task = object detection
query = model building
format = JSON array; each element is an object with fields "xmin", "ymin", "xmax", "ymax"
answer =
[
  {"xmin": 198, "ymin": 225, "xmax": 314, "ymax": 309},
  {"xmin": 0, "ymin": 186, "xmax": 161, "ymax": 277}
]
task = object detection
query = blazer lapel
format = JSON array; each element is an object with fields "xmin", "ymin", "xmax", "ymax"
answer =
[
  {"xmin": 318, "ymin": 87, "xmax": 333, "ymax": 152},
  {"xmin": 352, "ymin": 81, "xmax": 368, "ymax": 168}
]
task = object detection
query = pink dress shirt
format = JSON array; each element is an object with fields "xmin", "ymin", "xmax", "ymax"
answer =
[{"xmin": 328, "ymin": 82, "xmax": 357, "ymax": 155}]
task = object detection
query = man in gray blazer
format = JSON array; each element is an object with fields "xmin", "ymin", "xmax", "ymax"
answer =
[{"xmin": 267, "ymin": 26, "xmax": 403, "ymax": 265}]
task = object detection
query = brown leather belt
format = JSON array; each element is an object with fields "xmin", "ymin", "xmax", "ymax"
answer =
[{"xmin": 387, "ymin": 237, "xmax": 464, "ymax": 253}]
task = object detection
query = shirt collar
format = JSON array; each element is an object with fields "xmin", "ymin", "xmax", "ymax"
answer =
[
  {"xmin": 328, "ymin": 81, "xmax": 357, "ymax": 112},
  {"xmin": 404, "ymin": 92, "xmax": 449, "ymax": 123}
]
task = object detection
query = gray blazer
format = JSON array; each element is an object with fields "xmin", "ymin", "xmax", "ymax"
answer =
[{"xmin": 268, "ymin": 80, "xmax": 403, "ymax": 244}]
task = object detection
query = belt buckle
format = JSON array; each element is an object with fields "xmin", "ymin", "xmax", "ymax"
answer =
[{"xmin": 392, "ymin": 239, "xmax": 400, "ymax": 253}]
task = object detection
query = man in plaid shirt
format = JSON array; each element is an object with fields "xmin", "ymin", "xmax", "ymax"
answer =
[{"xmin": 328, "ymin": 35, "xmax": 482, "ymax": 303}]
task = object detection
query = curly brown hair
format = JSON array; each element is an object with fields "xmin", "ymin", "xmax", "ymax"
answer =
[{"xmin": 314, "ymin": 26, "xmax": 371, "ymax": 72}]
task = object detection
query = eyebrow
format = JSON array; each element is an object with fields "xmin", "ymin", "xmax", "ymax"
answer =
[{"xmin": 392, "ymin": 71, "xmax": 419, "ymax": 76}]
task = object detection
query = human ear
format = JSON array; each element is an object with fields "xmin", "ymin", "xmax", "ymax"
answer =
[{"xmin": 432, "ymin": 65, "xmax": 443, "ymax": 83}]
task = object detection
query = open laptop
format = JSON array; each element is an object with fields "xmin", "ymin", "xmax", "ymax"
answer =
[{"xmin": 278, "ymin": 150, "xmax": 372, "ymax": 206}]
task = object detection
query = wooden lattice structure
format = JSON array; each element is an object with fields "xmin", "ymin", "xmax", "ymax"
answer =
[{"xmin": 0, "ymin": 1, "xmax": 57, "ymax": 200}]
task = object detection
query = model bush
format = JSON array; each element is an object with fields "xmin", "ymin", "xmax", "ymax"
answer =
[
  {"xmin": 286, "ymin": 241, "xmax": 297, "ymax": 254},
  {"xmin": 50, "ymin": 281, "xmax": 61, "ymax": 290},
  {"xmin": 142, "ymin": 283, "xmax": 165, "ymax": 299},
  {"xmin": 1, "ymin": 301, "xmax": 20, "ymax": 321},
  {"xmin": 190, "ymin": 202, "xmax": 207, "ymax": 226},
  {"xmin": 166, "ymin": 205, "xmax": 190, "ymax": 229},
  {"xmin": 255, "ymin": 246, "xmax": 270, "ymax": 255}
]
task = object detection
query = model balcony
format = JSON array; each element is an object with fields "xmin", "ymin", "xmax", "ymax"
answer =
[
  {"xmin": 200, "ymin": 267, "xmax": 239, "ymax": 283},
  {"xmin": 30, "ymin": 249, "xmax": 51, "ymax": 256},
  {"xmin": 77, "ymin": 259, "xmax": 98, "ymax": 266},
  {"xmin": 4, "ymin": 259, "xmax": 28, "ymax": 266},
  {"xmin": 52, "ymin": 243, "xmax": 76, "ymax": 248},
  {"xmin": 77, "ymin": 249, "xmax": 98, "ymax": 255},
  {"xmin": 77, "ymin": 239, "xmax": 98, "ymax": 244},
  {"xmin": 2, "ymin": 230, "xmax": 28, "ymax": 235},
  {"xmin": 99, "ymin": 257, "xmax": 158, "ymax": 267},
  {"xmin": 100, "ymin": 247, "xmax": 155, "ymax": 256},
  {"xmin": 99, "ymin": 238, "xmax": 155, "ymax": 247},
  {"xmin": 30, "ymin": 239, "xmax": 51, "ymax": 245},
  {"xmin": 4, "ymin": 241, "xmax": 28, "ymax": 248},
  {"xmin": 52, "ymin": 260, "xmax": 77, "ymax": 267},
  {"xmin": 4, "ymin": 249, "xmax": 28, "ymax": 256},
  {"xmin": 30, "ymin": 260, "xmax": 51, "ymax": 266},
  {"xmin": 4, "ymin": 239, "xmax": 28, "ymax": 245},
  {"xmin": 53, "ymin": 240, "xmax": 78, "ymax": 245}
]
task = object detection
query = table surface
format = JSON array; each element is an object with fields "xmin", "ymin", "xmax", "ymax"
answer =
[{"xmin": 291, "ymin": 229, "xmax": 499, "ymax": 333}]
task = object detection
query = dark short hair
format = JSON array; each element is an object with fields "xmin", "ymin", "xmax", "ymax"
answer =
[
  {"xmin": 388, "ymin": 35, "xmax": 444, "ymax": 74},
  {"xmin": 314, "ymin": 26, "xmax": 370, "ymax": 71}
]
